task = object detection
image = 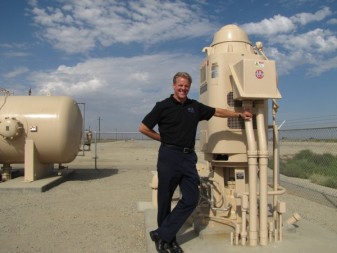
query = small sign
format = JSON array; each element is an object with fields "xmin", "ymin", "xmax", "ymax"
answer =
[
  {"xmin": 255, "ymin": 69, "xmax": 264, "ymax": 79},
  {"xmin": 30, "ymin": 126, "xmax": 38, "ymax": 132},
  {"xmin": 255, "ymin": 61, "xmax": 265, "ymax": 68}
]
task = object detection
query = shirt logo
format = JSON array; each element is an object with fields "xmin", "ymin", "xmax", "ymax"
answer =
[{"xmin": 187, "ymin": 107, "xmax": 195, "ymax": 113}]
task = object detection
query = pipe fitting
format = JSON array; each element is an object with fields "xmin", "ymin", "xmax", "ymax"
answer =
[
  {"xmin": 247, "ymin": 150, "xmax": 258, "ymax": 157},
  {"xmin": 257, "ymin": 150, "xmax": 269, "ymax": 158},
  {"xmin": 149, "ymin": 171, "xmax": 158, "ymax": 207},
  {"xmin": 149, "ymin": 171, "xmax": 158, "ymax": 189},
  {"xmin": 287, "ymin": 212, "xmax": 301, "ymax": 225}
]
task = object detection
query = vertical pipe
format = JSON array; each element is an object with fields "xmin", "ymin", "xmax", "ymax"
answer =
[
  {"xmin": 243, "ymin": 101, "xmax": 258, "ymax": 246},
  {"xmin": 268, "ymin": 221, "xmax": 274, "ymax": 243},
  {"xmin": 241, "ymin": 194, "xmax": 248, "ymax": 246},
  {"xmin": 76, "ymin": 102, "xmax": 86, "ymax": 156},
  {"xmin": 256, "ymin": 101, "xmax": 269, "ymax": 246},
  {"xmin": 272, "ymin": 100, "xmax": 280, "ymax": 221},
  {"xmin": 279, "ymin": 213, "xmax": 283, "ymax": 241},
  {"xmin": 235, "ymin": 225, "xmax": 240, "ymax": 246},
  {"xmin": 94, "ymin": 131, "xmax": 98, "ymax": 169}
]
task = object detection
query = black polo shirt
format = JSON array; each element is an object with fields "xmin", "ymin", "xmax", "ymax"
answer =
[{"xmin": 142, "ymin": 95, "xmax": 215, "ymax": 148}]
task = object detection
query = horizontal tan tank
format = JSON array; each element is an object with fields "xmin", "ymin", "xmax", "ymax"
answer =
[{"xmin": 0, "ymin": 96, "xmax": 82, "ymax": 164}]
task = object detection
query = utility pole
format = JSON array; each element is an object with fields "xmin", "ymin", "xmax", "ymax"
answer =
[{"xmin": 98, "ymin": 116, "xmax": 102, "ymax": 142}]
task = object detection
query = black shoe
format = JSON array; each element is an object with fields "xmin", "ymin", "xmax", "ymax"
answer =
[
  {"xmin": 149, "ymin": 231, "xmax": 169, "ymax": 253},
  {"xmin": 168, "ymin": 240, "xmax": 184, "ymax": 253}
]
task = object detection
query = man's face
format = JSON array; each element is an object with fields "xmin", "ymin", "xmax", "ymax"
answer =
[{"xmin": 173, "ymin": 77, "xmax": 191, "ymax": 102}]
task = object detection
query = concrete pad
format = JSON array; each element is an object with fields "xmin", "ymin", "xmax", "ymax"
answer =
[
  {"xmin": 0, "ymin": 169, "xmax": 75, "ymax": 192},
  {"xmin": 140, "ymin": 202, "xmax": 337, "ymax": 253}
]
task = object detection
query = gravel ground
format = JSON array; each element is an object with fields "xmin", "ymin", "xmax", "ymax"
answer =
[{"xmin": 0, "ymin": 140, "xmax": 336, "ymax": 253}]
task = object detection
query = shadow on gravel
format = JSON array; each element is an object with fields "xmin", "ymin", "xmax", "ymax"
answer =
[
  {"xmin": 282, "ymin": 180, "xmax": 337, "ymax": 209},
  {"xmin": 177, "ymin": 228, "xmax": 198, "ymax": 245},
  {"xmin": 68, "ymin": 168, "xmax": 119, "ymax": 181}
]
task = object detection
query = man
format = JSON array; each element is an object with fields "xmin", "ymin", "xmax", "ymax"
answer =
[{"xmin": 139, "ymin": 72, "xmax": 252, "ymax": 253}]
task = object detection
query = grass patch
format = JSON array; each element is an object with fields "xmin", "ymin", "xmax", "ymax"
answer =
[
  {"xmin": 272, "ymin": 149, "xmax": 337, "ymax": 189},
  {"xmin": 310, "ymin": 174, "xmax": 337, "ymax": 188}
]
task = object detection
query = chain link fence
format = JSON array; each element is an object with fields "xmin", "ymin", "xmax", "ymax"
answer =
[
  {"xmin": 275, "ymin": 127, "xmax": 337, "ymax": 208},
  {"xmin": 87, "ymin": 127, "xmax": 337, "ymax": 208}
]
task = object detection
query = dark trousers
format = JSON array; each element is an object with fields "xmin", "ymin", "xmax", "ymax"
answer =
[{"xmin": 156, "ymin": 144, "xmax": 200, "ymax": 243}]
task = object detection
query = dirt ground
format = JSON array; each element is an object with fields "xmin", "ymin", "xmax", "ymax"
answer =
[{"xmin": 0, "ymin": 140, "xmax": 336, "ymax": 253}]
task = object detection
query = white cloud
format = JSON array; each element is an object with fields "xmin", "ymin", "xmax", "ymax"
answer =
[
  {"xmin": 269, "ymin": 28, "xmax": 337, "ymax": 53},
  {"xmin": 4, "ymin": 67, "xmax": 30, "ymax": 79},
  {"xmin": 242, "ymin": 15, "xmax": 295, "ymax": 35},
  {"xmin": 3, "ymin": 52, "xmax": 31, "ymax": 58},
  {"xmin": 307, "ymin": 55, "xmax": 337, "ymax": 76},
  {"xmin": 31, "ymin": 53, "xmax": 201, "ymax": 98},
  {"xmin": 29, "ymin": 0, "xmax": 214, "ymax": 54},
  {"xmin": 0, "ymin": 43, "xmax": 31, "ymax": 58},
  {"xmin": 242, "ymin": 7, "xmax": 332, "ymax": 36},
  {"xmin": 327, "ymin": 18, "xmax": 337, "ymax": 25},
  {"xmin": 30, "ymin": 62, "xmax": 104, "ymax": 96},
  {"xmin": 28, "ymin": 53, "xmax": 202, "ymax": 130},
  {"xmin": 265, "ymin": 27, "xmax": 337, "ymax": 76},
  {"xmin": 242, "ymin": 7, "xmax": 337, "ymax": 76},
  {"xmin": 290, "ymin": 6, "xmax": 332, "ymax": 25},
  {"xmin": 128, "ymin": 72, "xmax": 150, "ymax": 82}
]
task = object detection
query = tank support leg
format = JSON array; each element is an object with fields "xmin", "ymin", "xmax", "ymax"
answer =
[{"xmin": 24, "ymin": 139, "xmax": 53, "ymax": 182}]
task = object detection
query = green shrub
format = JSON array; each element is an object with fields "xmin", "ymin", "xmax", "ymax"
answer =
[
  {"xmin": 270, "ymin": 149, "xmax": 337, "ymax": 189},
  {"xmin": 310, "ymin": 174, "xmax": 337, "ymax": 188}
]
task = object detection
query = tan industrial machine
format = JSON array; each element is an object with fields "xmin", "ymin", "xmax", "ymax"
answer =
[
  {"xmin": 0, "ymin": 94, "xmax": 82, "ymax": 182},
  {"xmin": 193, "ymin": 24, "xmax": 286, "ymax": 246}
]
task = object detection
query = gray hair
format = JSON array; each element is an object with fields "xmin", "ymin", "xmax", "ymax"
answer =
[{"xmin": 173, "ymin": 72, "xmax": 192, "ymax": 84}]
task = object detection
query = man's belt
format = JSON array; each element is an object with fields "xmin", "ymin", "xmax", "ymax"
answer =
[{"xmin": 162, "ymin": 143, "xmax": 194, "ymax": 154}]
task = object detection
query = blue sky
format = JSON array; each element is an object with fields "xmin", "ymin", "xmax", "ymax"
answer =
[{"xmin": 1, "ymin": 0, "xmax": 337, "ymax": 132}]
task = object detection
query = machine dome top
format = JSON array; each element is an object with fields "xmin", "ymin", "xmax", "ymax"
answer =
[{"xmin": 211, "ymin": 24, "xmax": 252, "ymax": 46}]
